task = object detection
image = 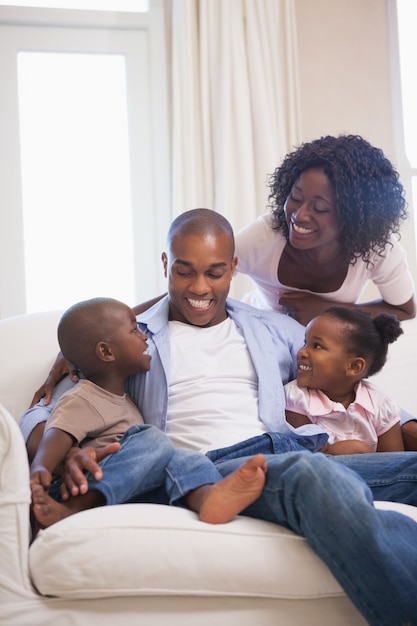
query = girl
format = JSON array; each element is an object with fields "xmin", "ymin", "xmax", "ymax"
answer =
[{"xmin": 285, "ymin": 306, "xmax": 405, "ymax": 454}]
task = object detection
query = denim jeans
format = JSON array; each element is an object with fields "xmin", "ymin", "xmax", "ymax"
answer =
[
  {"xmin": 63, "ymin": 424, "xmax": 223, "ymax": 506},
  {"xmin": 207, "ymin": 435, "xmax": 417, "ymax": 626},
  {"xmin": 60, "ymin": 429, "xmax": 417, "ymax": 625}
]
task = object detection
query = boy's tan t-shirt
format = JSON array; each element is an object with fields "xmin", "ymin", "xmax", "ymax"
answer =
[{"xmin": 44, "ymin": 379, "xmax": 144, "ymax": 448}]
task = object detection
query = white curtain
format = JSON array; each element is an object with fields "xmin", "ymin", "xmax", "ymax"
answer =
[{"xmin": 170, "ymin": 0, "xmax": 301, "ymax": 237}]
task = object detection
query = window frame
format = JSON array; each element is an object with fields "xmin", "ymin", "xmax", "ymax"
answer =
[{"xmin": 0, "ymin": 0, "xmax": 170, "ymax": 318}]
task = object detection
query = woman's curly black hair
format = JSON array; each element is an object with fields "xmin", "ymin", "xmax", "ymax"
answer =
[{"xmin": 268, "ymin": 135, "xmax": 408, "ymax": 266}]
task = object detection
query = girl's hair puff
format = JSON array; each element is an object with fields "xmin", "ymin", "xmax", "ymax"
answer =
[{"xmin": 320, "ymin": 306, "xmax": 403, "ymax": 377}]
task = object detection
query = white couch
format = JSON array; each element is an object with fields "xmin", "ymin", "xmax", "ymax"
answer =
[{"xmin": 1, "ymin": 310, "xmax": 417, "ymax": 626}]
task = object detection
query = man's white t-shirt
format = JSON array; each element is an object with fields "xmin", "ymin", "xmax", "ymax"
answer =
[{"xmin": 167, "ymin": 318, "xmax": 267, "ymax": 453}]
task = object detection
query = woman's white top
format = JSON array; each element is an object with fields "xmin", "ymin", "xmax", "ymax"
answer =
[{"xmin": 235, "ymin": 213, "xmax": 415, "ymax": 312}]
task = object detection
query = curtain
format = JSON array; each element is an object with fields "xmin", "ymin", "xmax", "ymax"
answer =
[{"xmin": 170, "ymin": 0, "xmax": 301, "ymax": 237}]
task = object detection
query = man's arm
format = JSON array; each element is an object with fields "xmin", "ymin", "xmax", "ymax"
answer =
[
  {"xmin": 321, "ymin": 440, "xmax": 374, "ymax": 455},
  {"xmin": 401, "ymin": 420, "xmax": 417, "ymax": 451},
  {"xmin": 133, "ymin": 294, "xmax": 166, "ymax": 315},
  {"xmin": 285, "ymin": 410, "xmax": 312, "ymax": 428},
  {"xmin": 377, "ymin": 423, "xmax": 405, "ymax": 452},
  {"xmin": 20, "ymin": 375, "xmax": 77, "ymax": 461}
]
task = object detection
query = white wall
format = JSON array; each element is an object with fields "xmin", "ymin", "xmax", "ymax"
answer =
[
  {"xmin": 293, "ymin": 0, "xmax": 417, "ymax": 297},
  {"xmin": 294, "ymin": 0, "xmax": 394, "ymax": 150}
]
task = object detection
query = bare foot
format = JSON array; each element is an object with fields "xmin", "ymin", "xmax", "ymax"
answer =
[
  {"xmin": 198, "ymin": 454, "xmax": 267, "ymax": 524},
  {"xmin": 31, "ymin": 483, "xmax": 75, "ymax": 529},
  {"xmin": 31, "ymin": 483, "xmax": 104, "ymax": 530}
]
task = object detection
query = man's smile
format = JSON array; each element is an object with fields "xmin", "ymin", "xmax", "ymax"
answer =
[{"xmin": 186, "ymin": 298, "xmax": 213, "ymax": 310}]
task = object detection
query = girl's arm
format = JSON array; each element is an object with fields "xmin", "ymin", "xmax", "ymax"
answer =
[{"xmin": 377, "ymin": 422, "xmax": 405, "ymax": 452}]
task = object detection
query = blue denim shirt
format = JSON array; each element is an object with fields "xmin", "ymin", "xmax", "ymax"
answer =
[{"xmin": 127, "ymin": 296, "xmax": 324, "ymax": 439}]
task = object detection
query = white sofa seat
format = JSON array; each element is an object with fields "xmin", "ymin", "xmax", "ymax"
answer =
[{"xmin": 1, "ymin": 311, "xmax": 417, "ymax": 626}]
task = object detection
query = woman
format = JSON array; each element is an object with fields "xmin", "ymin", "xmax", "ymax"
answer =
[{"xmin": 235, "ymin": 134, "xmax": 416, "ymax": 326}]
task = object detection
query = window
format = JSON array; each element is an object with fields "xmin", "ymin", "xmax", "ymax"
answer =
[
  {"xmin": 0, "ymin": 0, "xmax": 170, "ymax": 318},
  {"xmin": 1, "ymin": 0, "xmax": 149, "ymax": 13}
]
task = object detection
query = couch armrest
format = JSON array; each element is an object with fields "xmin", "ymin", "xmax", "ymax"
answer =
[{"xmin": 0, "ymin": 403, "xmax": 33, "ymax": 602}]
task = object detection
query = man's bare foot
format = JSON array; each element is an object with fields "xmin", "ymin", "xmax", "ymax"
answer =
[
  {"xmin": 31, "ymin": 484, "xmax": 104, "ymax": 530},
  {"xmin": 197, "ymin": 454, "xmax": 267, "ymax": 524}
]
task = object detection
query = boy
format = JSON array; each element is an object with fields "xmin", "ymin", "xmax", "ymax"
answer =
[{"xmin": 30, "ymin": 297, "xmax": 267, "ymax": 528}]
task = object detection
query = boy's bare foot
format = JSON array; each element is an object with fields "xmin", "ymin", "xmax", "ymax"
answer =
[
  {"xmin": 31, "ymin": 484, "xmax": 75, "ymax": 529},
  {"xmin": 197, "ymin": 454, "xmax": 267, "ymax": 524},
  {"xmin": 31, "ymin": 483, "xmax": 104, "ymax": 530}
]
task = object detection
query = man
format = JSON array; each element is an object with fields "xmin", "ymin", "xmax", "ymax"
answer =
[{"xmin": 22, "ymin": 209, "xmax": 417, "ymax": 625}]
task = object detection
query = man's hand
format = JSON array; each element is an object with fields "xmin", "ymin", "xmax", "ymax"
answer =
[
  {"xmin": 320, "ymin": 440, "xmax": 374, "ymax": 455},
  {"xmin": 30, "ymin": 352, "xmax": 79, "ymax": 407},
  {"xmin": 60, "ymin": 443, "xmax": 121, "ymax": 500}
]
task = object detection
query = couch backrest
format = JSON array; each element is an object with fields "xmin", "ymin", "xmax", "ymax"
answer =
[
  {"xmin": 0, "ymin": 310, "xmax": 63, "ymax": 420},
  {"xmin": 0, "ymin": 309, "xmax": 416, "ymax": 424},
  {"xmin": 368, "ymin": 317, "xmax": 417, "ymax": 417}
]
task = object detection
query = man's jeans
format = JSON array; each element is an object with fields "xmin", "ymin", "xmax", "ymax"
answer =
[
  {"xmin": 58, "ymin": 429, "xmax": 417, "ymax": 626},
  {"xmin": 208, "ymin": 434, "xmax": 417, "ymax": 626}
]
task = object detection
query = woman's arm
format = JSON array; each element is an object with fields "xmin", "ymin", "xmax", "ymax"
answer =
[
  {"xmin": 354, "ymin": 295, "xmax": 416, "ymax": 322},
  {"xmin": 279, "ymin": 292, "xmax": 416, "ymax": 326}
]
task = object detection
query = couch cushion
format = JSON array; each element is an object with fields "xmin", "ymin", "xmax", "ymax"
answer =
[
  {"xmin": 29, "ymin": 501, "xmax": 417, "ymax": 600},
  {"xmin": 30, "ymin": 504, "xmax": 344, "ymax": 600}
]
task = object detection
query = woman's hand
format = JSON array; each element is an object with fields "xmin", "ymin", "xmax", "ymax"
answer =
[
  {"xmin": 279, "ymin": 292, "xmax": 333, "ymax": 326},
  {"xmin": 59, "ymin": 443, "xmax": 121, "ymax": 500},
  {"xmin": 30, "ymin": 352, "xmax": 79, "ymax": 407}
]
